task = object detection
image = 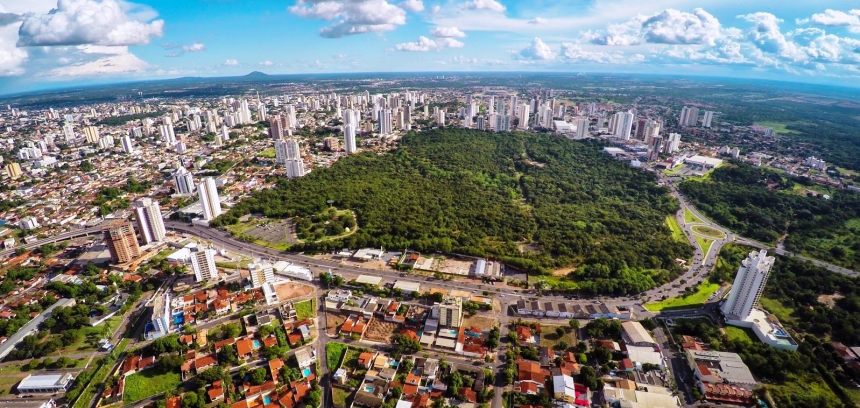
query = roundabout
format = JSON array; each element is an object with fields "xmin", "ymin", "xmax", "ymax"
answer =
[{"xmin": 691, "ymin": 225, "xmax": 727, "ymax": 239}]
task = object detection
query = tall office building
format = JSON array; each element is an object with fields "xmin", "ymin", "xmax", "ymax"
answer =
[
  {"xmin": 344, "ymin": 124, "xmax": 357, "ymax": 154},
  {"xmin": 517, "ymin": 103, "xmax": 530, "ymax": 129},
  {"xmin": 614, "ymin": 111, "xmax": 635, "ymax": 140},
  {"xmin": 437, "ymin": 296, "xmax": 463, "ymax": 328},
  {"xmin": 133, "ymin": 198, "xmax": 166, "ymax": 245},
  {"xmin": 575, "ymin": 118, "xmax": 589, "ymax": 138},
  {"xmin": 173, "ymin": 167, "xmax": 195, "ymax": 195},
  {"xmin": 120, "ymin": 136, "xmax": 134, "ymax": 154},
  {"xmin": 702, "ymin": 111, "xmax": 714, "ymax": 128},
  {"xmin": 198, "ymin": 177, "xmax": 222, "ymax": 221},
  {"xmin": 190, "ymin": 247, "xmax": 218, "ymax": 282},
  {"xmin": 249, "ymin": 260, "xmax": 275, "ymax": 288},
  {"xmin": 103, "ymin": 221, "xmax": 141, "ymax": 264},
  {"xmin": 721, "ymin": 250, "xmax": 775, "ymax": 320}
]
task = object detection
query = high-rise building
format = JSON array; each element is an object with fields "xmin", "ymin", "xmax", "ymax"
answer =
[
  {"xmin": 437, "ymin": 296, "xmax": 463, "ymax": 328},
  {"xmin": 575, "ymin": 118, "xmax": 589, "ymax": 138},
  {"xmin": 159, "ymin": 123, "xmax": 176, "ymax": 144},
  {"xmin": 286, "ymin": 158, "xmax": 305, "ymax": 179},
  {"xmin": 133, "ymin": 198, "xmax": 166, "ymax": 245},
  {"xmin": 190, "ymin": 247, "xmax": 218, "ymax": 282},
  {"xmin": 269, "ymin": 115, "xmax": 286, "ymax": 139},
  {"xmin": 274, "ymin": 138, "xmax": 289, "ymax": 165},
  {"xmin": 198, "ymin": 177, "xmax": 222, "ymax": 221},
  {"xmin": 63, "ymin": 124, "xmax": 76, "ymax": 141},
  {"xmin": 644, "ymin": 121, "xmax": 661, "ymax": 144},
  {"xmin": 665, "ymin": 133, "xmax": 681, "ymax": 153},
  {"xmin": 517, "ymin": 104, "xmax": 530, "ymax": 129},
  {"xmin": 174, "ymin": 167, "xmax": 195, "ymax": 195},
  {"xmin": 147, "ymin": 292, "xmax": 171, "ymax": 340},
  {"xmin": 436, "ymin": 109, "xmax": 446, "ymax": 127},
  {"xmin": 344, "ymin": 124, "xmax": 357, "ymax": 154},
  {"xmin": 721, "ymin": 250, "xmax": 775, "ymax": 320},
  {"xmin": 679, "ymin": 106, "xmax": 700, "ymax": 127},
  {"xmin": 378, "ymin": 109, "xmax": 392, "ymax": 134},
  {"xmin": 82, "ymin": 126, "xmax": 99, "ymax": 143},
  {"xmin": 702, "ymin": 111, "xmax": 714, "ymax": 128},
  {"xmin": 103, "ymin": 221, "xmax": 141, "ymax": 264},
  {"xmin": 614, "ymin": 111, "xmax": 634, "ymax": 140},
  {"xmin": 249, "ymin": 260, "xmax": 275, "ymax": 288},
  {"xmin": 120, "ymin": 136, "xmax": 134, "ymax": 154},
  {"xmin": 495, "ymin": 115, "xmax": 511, "ymax": 132},
  {"xmin": 5, "ymin": 162, "xmax": 22, "ymax": 179}
]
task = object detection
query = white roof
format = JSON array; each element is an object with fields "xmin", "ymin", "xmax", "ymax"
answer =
[
  {"xmin": 621, "ymin": 321, "xmax": 657, "ymax": 345},
  {"xmin": 435, "ymin": 338, "xmax": 457, "ymax": 348},
  {"xmin": 396, "ymin": 401, "xmax": 414, "ymax": 408},
  {"xmin": 552, "ymin": 374, "xmax": 576, "ymax": 396},
  {"xmin": 685, "ymin": 155, "xmax": 723, "ymax": 167},
  {"xmin": 166, "ymin": 247, "xmax": 191, "ymax": 262},
  {"xmin": 19, "ymin": 374, "xmax": 71, "ymax": 388},
  {"xmin": 626, "ymin": 345, "xmax": 664, "ymax": 366},
  {"xmin": 393, "ymin": 281, "xmax": 421, "ymax": 292},
  {"xmin": 356, "ymin": 275, "xmax": 383, "ymax": 285}
]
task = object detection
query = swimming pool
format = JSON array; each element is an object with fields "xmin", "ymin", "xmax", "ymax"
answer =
[
  {"xmin": 364, "ymin": 386, "xmax": 374, "ymax": 393},
  {"xmin": 263, "ymin": 396, "xmax": 271, "ymax": 405},
  {"xmin": 253, "ymin": 340, "xmax": 261, "ymax": 348},
  {"xmin": 302, "ymin": 367, "xmax": 311, "ymax": 377}
]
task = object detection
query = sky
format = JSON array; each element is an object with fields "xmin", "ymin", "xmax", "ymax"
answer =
[{"xmin": 1, "ymin": 0, "xmax": 860, "ymax": 94}]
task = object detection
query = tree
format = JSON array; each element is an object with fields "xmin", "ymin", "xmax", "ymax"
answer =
[
  {"xmin": 220, "ymin": 323, "xmax": 241, "ymax": 340},
  {"xmin": 555, "ymin": 341, "xmax": 568, "ymax": 351},
  {"xmin": 391, "ymin": 333, "xmax": 422, "ymax": 358},
  {"xmin": 577, "ymin": 366, "xmax": 599, "ymax": 390},
  {"xmin": 555, "ymin": 327, "xmax": 566, "ymax": 338},
  {"xmin": 568, "ymin": 319, "xmax": 580, "ymax": 330},
  {"xmin": 56, "ymin": 356, "xmax": 73, "ymax": 368},
  {"xmin": 249, "ymin": 367, "xmax": 268, "ymax": 385},
  {"xmin": 593, "ymin": 346, "xmax": 612, "ymax": 364},
  {"xmin": 218, "ymin": 344, "xmax": 239, "ymax": 366}
]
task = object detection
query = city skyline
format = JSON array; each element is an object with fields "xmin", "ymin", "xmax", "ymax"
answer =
[{"xmin": 2, "ymin": 0, "xmax": 860, "ymax": 94}]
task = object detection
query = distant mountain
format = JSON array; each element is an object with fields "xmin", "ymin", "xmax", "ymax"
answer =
[{"xmin": 244, "ymin": 71, "xmax": 270, "ymax": 78}]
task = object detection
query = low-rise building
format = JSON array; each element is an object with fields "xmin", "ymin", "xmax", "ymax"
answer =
[{"xmin": 17, "ymin": 374, "xmax": 75, "ymax": 394}]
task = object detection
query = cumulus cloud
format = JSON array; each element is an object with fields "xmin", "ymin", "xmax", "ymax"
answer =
[
  {"xmin": 527, "ymin": 17, "xmax": 547, "ymax": 25},
  {"xmin": 806, "ymin": 9, "xmax": 860, "ymax": 33},
  {"xmin": 515, "ymin": 38, "xmax": 555, "ymax": 60},
  {"xmin": 289, "ymin": 0, "xmax": 408, "ymax": 38},
  {"xmin": 398, "ymin": 0, "xmax": 424, "ymax": 12},
  {"xmin": 0, "ymin": 12, "xmax": 23, "ymax": 26},
  {"xmin": 395, "ymin": 35, "xmax": 464, "ymax": 51},
  {"xmin": 259, "ymin": 60, "xmax": 274, "ymax": 66},
  {"xmin": 561, "ymin": 43, "xmax": 636, "ymax": 64},
  {"xmin": 588, "ymin": 8, "xmax": 722, "ymax": 46},
  {"xmin": 461, "ymin": 0, "xmax": 505, "ymax": 13},
  {"xmin": 224, "ymin": 59, "xmax": 238, "ymax": 66},
  {"xmin": 48, "ymin": 45, "xmax": 148, "ymax": 77},
  {"xmin": 430, "ymin": 26, "xmax": 466, "ymax": 38},
  {"xmin": 17, "ymin": 0, "xmax": 164, "ymax": 47},
  {"xmin": 182, "ymin": 43, "xmax": 205, "ymax": 52}
]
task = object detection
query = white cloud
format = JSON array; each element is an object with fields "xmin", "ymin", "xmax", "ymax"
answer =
[
  {"xmin": 398, "ymin": 0, "xmax": 424, "ymax": 12},
  {"xmin": 561, "ymin": 43, "xmax": 634, "ymax": 64},
  {"xmin": 259, "ymin": 60, "xmax": 274, "ymax": 66},
  {"xmin": 430, "ymin": 26, "xmax": 466, "ymax": 38},
  {"xmin": 515, "ymin": 38, "xmax": 555, "ymax": 60},
  {"xmin": 0, "ymin": 14, "xmax": 27, "ymax": 75},
  {"xmin": 395, "ymin": 35, "xmax": 464, "ymax": 51},
  {"xmin": 527, "ymin": 17, "xmax": 547, "ymax": 25},
  {"xmin": 17, "ymin": 0, "xmax": 164, "ymax": 47},
  {"xmin": 289, "ymin": 0, "xmax": 408, "ymax": 38},
  {"xmin": 806, "ymin": 9, "xmax": 860, "ymax": 33},
  {"xmin": 588, "ymin": 8, "xmax": 722, "ymax": 46},
  {"xmin": 461, "ymin": 0, "xmax": 505, "ymax": 13},
  {"xmin": 182, "ymin": 43, "xmax": 205, "ymax": 52},
  {"xmin": 224, "ymin": 59, "xmax": 238, "ymax": 66},
  {"xmin": 48, "ymin": 45, "xmax": 148, "ymax": 77}
]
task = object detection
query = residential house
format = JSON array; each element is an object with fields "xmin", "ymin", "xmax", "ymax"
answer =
[
  {"xmin": 516, "ymin": 360, "xmax": 548, "ymax": 395},
  {"xmin": 357, "ymin": 351, "xmax": 376, "ymax": 369},
  {"xmin": 341, "ymin": 314, "xmax": 371, "ymax": 338},
  {"xmin": 121, "ymin": 355, "xmax": 156, "ymax": 376},
  {"xmin": 294, "ymin": 347, "xmax": 315, "ymax": 369}
]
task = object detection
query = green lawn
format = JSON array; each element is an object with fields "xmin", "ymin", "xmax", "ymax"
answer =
[
  {"xmin": 759, "ymin": 297, "xmax": 796, "ymax": 327},
  {"xmin": 295, "ymin": 299, "xmax": 316, "ymax": 320},
  {"xmin": 0, "ymin": 363, "xmax": 30, "ymax": 396},
  {"xmin": 55, "ymin": 315, "xmax": 124, "ymax": 354},
  {"xmin": 645, "ymin": 282, "xmax": 721, "ymax": 311},
  {"xmin": 666, "ymin": 216, "xmax": 686, "ymax": 243},
  {"xmin": 691, "ymin": 225, "xmax": 726, "ymax": 239},
  {"xmin": 684, "ymin": 207, "xmax": 703, "ymax": 224},
  {"xmin": 123, "ymin": 367, "xmax": 182, "ymax": 403},
  {"xmin": 260, "ymin": 147, "xmax": 276, "ymax": 158},
  {"xmin": 343, "ymin": 348, "xmax": 362, "ymax": 370},
  {"xmin": 332, "ymin": 387, "xmax": 353, "ymax": 407},
  {"xmin": 148, "ymin": 249, "xmax": 174, "ymax": 264},
  {"xmin": 724, "ymin": 326, "xmax": 755, "ymax": 343},
  {"xmin": 74, "ymin": 338, "xmax": 130, "ymax": 408},
  {"xmin": 695, "ymin": 236, "xmax": 714, "ymax": 256},
  {"xmin": 539, "ymin": 325, "xmax": 577, "ymax": 351},
  {"xmin": 754, "ymin": 121, "xmax": 803, "ymax": 135},
  {"xmin": 326, "ymin": 342, "xmax": 348, "ymax": 370}
]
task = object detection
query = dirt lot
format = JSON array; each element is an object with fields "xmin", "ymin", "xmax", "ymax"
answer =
[
  {"xmin": 327, "ymin": 312, "xmax": 347, "ymax": 335},
  {"xmin": 438, "ymin": 258, "xmax": 473, "ymax": 276},
  {"xmin": 463, "ymin": 315, "xmax": 499, "ymax": 331},
  {"xmin": 365, "ymin": 319, "xmax": 400, "ymax": 342},
  {"xmin": 274, "ymin": 282, "xmax": 315, "ymax": 301},
  {"xmin": 818, "ymin": 293, "xmax": 844, "ymax": 308}
]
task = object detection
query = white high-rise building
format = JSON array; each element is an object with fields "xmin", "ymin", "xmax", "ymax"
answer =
[
  {"xmin": 575, "ymin": 117, "xmax": 589, "ymax": 138},
  {"xmin": 436, "ymin": 109, "xmax": 446, "ymax": 127},
  {"xmin": 133, "ymin": 198, "xmax": 166, "ymax": 245},
  {"xmin": 174, "ymin": 167, "xmax": 195, "ymax": 195},
  {"xmin": 488, "ymin": 96, "xmax": 495, "ymax": 115},
  {"xmin": 63, "ymin": 124, "xmax": 76, "ymax": 141},
  {"xmin": 286, "ymin": 159, "xmax": 305, "ymax": 179},
  {"xmin": 198, "ymin": 177, "xmax": 222, "ymax": 221},
  {"xmin": 664, "ymin": 133, "xmax": 681, "ymax": 153},
  {"xmin": 437, "ymin": 296, "xmax": 463, "ymax": 328},
  {"xmin": 274, "ymin": 138, "xmax": 289, "ymax": 165},
  {"xmin": 721, "ymin": 250, "xmax": 775, "ymax": 320},
  {"xmin": 160, "ymin": 124, "xmax": 176, "ymax": 144},
  {"xmin": 702, "ymin": 111, "xmax": 714, "ymax": 128},
  {"xmin": 517, "ymin": 104, "xmax": 530, "ymax": 129},
  {"xmin": 191, "ymin": 247, "xmax": 218, "ymax": 282},
  {"xmin": 249, "ymin": 260, "xmax": 275, "ymax": 288},
  {"xmin": 378, "ymin": 109, "xmax": 392, "ymax": 134},
  {"xmin": 495, "ymin": 115, "xmax": 511, "ymax": 132},
  {"xmin": 679, "ymin": 106, "xmax": 700, "ymax": 127},
  {"xmin": 344, "ymin": 124, "xmax": 357, "ymax": 154},
  {"xmin": 614, "ymin": 111, "xmax": 635, "ymax": 140},
  {"xmin": 644, "ymin": 122, "xmax": 661, "ymax": 144},
  {"xmin": 120, "ymin": 136, "xmax": 134, "ymax": 154}
]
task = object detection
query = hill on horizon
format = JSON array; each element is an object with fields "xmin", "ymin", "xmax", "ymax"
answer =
[{"xmin": 212, "ymin": 129, "xmax": 692, "ymax": 295}]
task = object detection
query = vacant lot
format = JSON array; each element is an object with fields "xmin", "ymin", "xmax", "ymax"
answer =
[
  {"xmin": 438, "ymin": 258, "xmax": 473, "ymax": 276},
  {"xmin": 540, "ymin": 325, "xmax": 577, "ymax": 350},
  {"xmin": 463, "ymin": 315, "xmax": 499, "ymax": 331},
  {"xmin": 0, "ymin": 363, "xmax": 30, "ymax": 395},
  {"xmin": 326, "ymin": 342, "xmax": 348, "ymax": 370},
  {"xmin": 327, "ymin": 312, "xmax": 347, "ymax": 335},
  {"xmin": 645, "ymin": 282, "xmax": 721, "ymax": 311},
  {"xmin": 295, "ymin": 299, "xmax": 316, "ymax": 320},
  {"xmin": 365, "ymin": 319, "xmax": 399, "ymax": 343},
  {"xmin": 332, "ymin": 387, "xmax": 353, "ymax": 407},
  {"xmin": 123, "ymin": 367, "xmax": 181, "ymax": 403},
  {"xmin": 274, "ymin": 282, "xmax": 315, "ymax": 301}
]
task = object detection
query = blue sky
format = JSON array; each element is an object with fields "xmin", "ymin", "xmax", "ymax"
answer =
[{"xmin": 1, "ymin": 0, "xmax": 860, "ymax": 93}]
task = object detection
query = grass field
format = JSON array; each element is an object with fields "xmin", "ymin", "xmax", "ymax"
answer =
[
  {"xmin": 695, "ymin": 236, "xmax": 714, "ymax": 256},
  {"xmin": 645, "ymin": 282, "xmax": 721, "ymax": 311},
  {"xmin": 691, "ymin": 225, "xmax": 726, "ymax": 239},
  {"xmin": 724, "ymin": 326, "xmax": 756, "ymax": 343},
  {"xmin": 57, "ymin": 315, "xmax": 123, "ymax": 354},
  {"xmin": 326, "ymin": 342, "xmax": 348, "ymax": 370},
  {"xmin": 260, "ymin": 147, "xmax": 276, "ymax": 158},
  {"xmin": 74, "ymin": 338, "xmax": 130, "ymax": 408},
  {"xmin": 666, "ymin": 216, "xmax": 686, "ymax": 243},
  {"xmin": 343, "ymin": 348, "xmax": 362, "ymax": 370},
  {"xmin": 148, "ymin": 249, "xmax": 174, "ymax": 264},
  {"xmin": 0, "ymin": 363, "xmax": 30, "ymax": 395},
  {"xmin": 539, "ymin": 325, "xmax": 577, "ymax": 350},
  {"xmin": 684, "ymin": 207, "xmax": 703, "ymax": 224},
  {"xmin": 759, "ymin": 297, "xmax": 796, "ymax": 326},
  {"xmin": 754, "ymin": 121, "xmax": 803, "ymax": 135},
  {"xmin": 332, "ymin": 387, "xmax": 353, "ymax": 407},
  {"xmin": 295, "ymin": 299, "xmax": 316, "ymax": 320},
  {"xmin": 123, "ymin": 367, "xmax": 182, "ymax": 403}
]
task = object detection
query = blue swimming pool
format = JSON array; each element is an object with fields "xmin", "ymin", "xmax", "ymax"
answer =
[
  {"xmin": 253, "ymin": 340, "xmax": 261, "ymax": 348},
  {"xmin": 302, "ymin": 367, "xmax": 311, "ymax": 377},
  {"xmin": 364, "ymin": 386, "xmax": 374, "ymax": 393},
  {"xmin": 263, "ymin": 396, "xmax": 271, "ymax": 405}
]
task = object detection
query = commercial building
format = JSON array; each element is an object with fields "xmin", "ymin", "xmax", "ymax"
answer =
[
  {"xmin": 436, "ymin": 296, "xmax": 463, "ymax": 328},
  {"xmin": 133, "ymin": 198, "xmax": 166, "ymax": 245},
  {"xmin": 249, "ymin": 260, "xmax": 275, "ymax": 288},
  {"xmin": 621, "ymin": 321, "xmax": 657, "ymax": 348},
  {"xmin": 190, "ymin": 247, "xmax": 218, "ymax": 282},
  {"xmin": 272, "ymin": 261, "xmax": 313, "ymax": 281},
  {"xmin": 392, "ymin": 281, "xmax": 420, "ymax": 295},
  {"xmin": 685, "ymin": 349, "xmax": 757, "ymax": 404},
  {"xmin": 147, "ymin": 292, "xmax": 171, "ymax": 340},
  {"xmin": 198, "ymin": 177, "xmax": 222, "ymax": 221},
  {"xmin": 103, "ymin": 221, "xmax": 141, "ymax": 264},
  {"xmin": 17, "ymin": 373, "xmax": 75, "ymax": 394},
  {"xmin": 684, "ymin": 155, "xmax": 723, "ymax": 169}
]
